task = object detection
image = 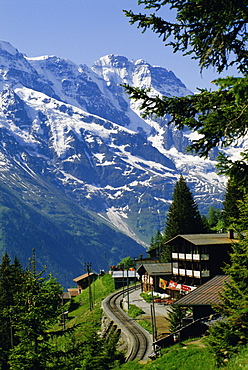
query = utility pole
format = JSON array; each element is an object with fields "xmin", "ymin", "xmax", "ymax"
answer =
[
  {"xmin": 127, "ymin": 268, "xmax": 129, "ymax": 310},
  {"xmin": 151, "ymin": 286, "xmax": 157, "ymax": 340},
  {"xmin": 120, "ymin": 264, "xmax": 125, "ymax": 298},
  {"xmin": 84, "ymin": 262, "xmax": 93, "ymax": 311},
  {"xmin": 150, "ymin": 304, "xmax": 155, "ymax": 348},
  {"xmin": 132, "ymin": 256, "xmax": 137, "ymax": 289}
]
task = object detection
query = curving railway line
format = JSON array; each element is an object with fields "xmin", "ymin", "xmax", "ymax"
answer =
[{"xmin": 102, "ymin": 285, "xmax": 153, "ymax": 362}]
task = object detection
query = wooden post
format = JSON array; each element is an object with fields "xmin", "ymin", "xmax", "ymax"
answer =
[{"xmin": 84, "ymin": 262, "xmax": 93, "ymax": 310}]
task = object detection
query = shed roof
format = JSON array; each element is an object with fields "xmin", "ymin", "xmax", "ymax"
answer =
[
  {"xmin": 73, "ymin": 272, "xmax": 96, "ymax": 282},
  {"xmin": 111, "ymin": 271, "xmax": 138, "ymax": 279},
  {"xmin": 137, "ymin": 263, "xmax": 171, "ymax": 275},
  {"xmin": 174, "ymin": 275, "xmax": 230, "ymax": 306},
  {"xmin": 167, "ymin": 233, "xmax": 237, "ymax": 246},
  {"xmin": 62, "ymin": 292, "xmax": 71, "ymax": 300}
]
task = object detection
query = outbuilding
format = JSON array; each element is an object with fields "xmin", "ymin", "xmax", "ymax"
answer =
[
  {"xmin": 72, "ymin": 272, "xmax": 98, "ymax": 294},
  {"xmin": 137, "ymin": 263, "xmax": 172, "ymax": 292},
  {"xmin": 111, "ymin": 270, "xmax": 139, "ymax": 289},
  {"xmin": 173, "ymin": 275, "xmax": 230, "ymax": 320}
]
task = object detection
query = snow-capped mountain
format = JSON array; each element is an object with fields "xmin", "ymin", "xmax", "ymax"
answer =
[{"xmin": 1, "ymin": 40, "xmax": 245, "ymax": 285}]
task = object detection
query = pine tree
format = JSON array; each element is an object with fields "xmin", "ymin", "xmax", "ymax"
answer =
[
  {"xmin": 148, "ymin": 230, "xmax": 163, "ymax": 256},
  {"xmin": 167, "ymin": 305, "xmax": 189, "ymax": 333},
  {"xmin": 222, "ymin": 177, "xmax": 245, "ymax": 229},
  {"xmin": 207, "ymin": 194, "xmax": 248, "ymax": 365},
  {"xmin": 149, "ymin": 236, "xmax": 155, "ymax": 251},
  {"xmin": 123, "ymin": 1, "xmax": 248, "ymax": 182},
  {"xmin": 160, "ymin": 245, "xmax": 172, "ymax": 263},
  {"xmin": 8, "ymin": 250, "xmax": 64, "ymax": 370},
  {"xmin": 0, "ymin": 252, "xmax": 123, "ymax": 369},
  {"xmin": 154, "ymin": 230, "xmax": 163, "ymax": 248},
  {"xmin": 207, "ymin": 206, "xmax": 220, "ymax": 228},
  {"xmin": 119, "ymin": 256, "xmax": 135, "ymax": 269},
  {"xmin": 164, "ymin": 175, "xmax": 205, "ymax": 241},
  {"xmin": 201, "ymin": 214, "xmax": 211, "ymax": 233},
  {"xmin": 0, "ymin": 254, "xmax": 25, "ymax": 370},
  {"xmin": 206, "ymin": 206, "xmax": 224, "ymax": 232}
]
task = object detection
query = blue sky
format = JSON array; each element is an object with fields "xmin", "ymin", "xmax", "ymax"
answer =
[{"xmin": 0, "ymin": 0, "xmax": 239, "ymax": 92}]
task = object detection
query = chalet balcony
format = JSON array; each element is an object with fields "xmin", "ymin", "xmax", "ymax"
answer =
[
  {"xmin": 192, "ymin": 254, "xmax": 210, "ymax": 261},
  {"xmin": 193, "ymin": 254, "xmax": 200, "ymax": 261},
  {"xmin": 172, "ymin": 267, "xmax": 179, "ymax": 275},
  {"xmin": 186, "ymin": 269, "xmax": 193, "ymax": 277},
  {"xmin": 193, "ymin": 270, "xmax": 201, "ymax": 278},
  {"xmin": 179, "ymin": 268, "xmax": 186, "ymax": 276},
  {"xmin": 172, "ymin": 253, "xmax": 210, "ymax": 261}
]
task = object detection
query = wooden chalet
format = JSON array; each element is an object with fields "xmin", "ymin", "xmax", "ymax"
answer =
[
  {"xmin": 167, "ymin": 231, "xmax": 236, "ymax": 286},
  {"xmin": 72, "ymin": 272, "xmax": 98, "ymax": 295},
  {"xmin": 137, "ymin": 263, "xmax": 172, "ymax": 292}
]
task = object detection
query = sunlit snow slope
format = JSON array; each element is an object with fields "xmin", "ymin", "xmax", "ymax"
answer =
[{"xmin": 0, "ymin": 41, "xmax": 247, "ymax": 285}]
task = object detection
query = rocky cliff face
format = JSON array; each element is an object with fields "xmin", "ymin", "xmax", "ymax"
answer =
[{"xmin": 1, "ymin": 40, "xmax": 243, "ymax": 285}]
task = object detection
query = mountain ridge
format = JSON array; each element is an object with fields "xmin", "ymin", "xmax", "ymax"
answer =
[{"xmin": 1, "ymin": 40, "xmax": 246, "ymax": 286}]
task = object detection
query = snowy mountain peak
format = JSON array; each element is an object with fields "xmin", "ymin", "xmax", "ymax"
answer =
[
  {"xmin": 26, "ymin": 55, "xmax": 56, "ymax": 61},
  {"xmin": 0, "ymin": 40, "xmax": 243, "ymax": 258},
  {"xmin": 92, "ymin": 54, "xmax": 191, "ymax": 98},
  {"xmin": 1, "ymin": 40, "xmax": 244, "ymax": 285},
  {"xmin": 0, "ymin": 40, "xmax": 19, "ymax": 56},
  {"xmin": 93, "ymin": 54, "xmax": 130, "ymax": 67}
]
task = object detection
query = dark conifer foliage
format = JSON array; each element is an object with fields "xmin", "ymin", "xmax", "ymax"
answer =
[
  {"xmin": 0, "ymin": 253, "xmax": 123, "ymax": 369},
  {"xmin": 0, "ymin": 254, "xmax": 25, "ymax": 370},
  {"xmin": 164, "ymin": 175, "xmax": 206, "ymax": 241},
  {"xmin": 222, "ymin": 178, "xmax": 245, "ymax": 229},
  {"xmin": 123, "ymin": 0, "xmax": 248, "ymax": 365},
  {"xmin": 8, "ymin": 251, "xmax": 64, "ymax": 369},
  {"xmin": 148, "ymin": 230, "xmax": 163, "ymax": 256},
  {"xmin": 124, "ymin": 0, "xmax": 247, "ymax": 74},
  {"xmin": 207, "ymin": 206, "xmax": 220, "ymax": 228},
  {"xmin": 124, "ymin": 0, "xmax": 248, "ymax": 182},
  {"xmin": 206, "ymin": 194, "xmax": 248, "ymax": 365},
  {"xmin": 167, "ymin": 305, "xmax": 190, "ymax": 333}
]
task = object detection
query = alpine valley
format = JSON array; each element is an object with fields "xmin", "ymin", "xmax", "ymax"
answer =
[{"xmin": 0, "ymin": 41, "xmax": 246, "ymax": 288}]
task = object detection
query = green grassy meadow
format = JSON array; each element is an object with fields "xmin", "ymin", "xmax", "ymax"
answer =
[{"xmin": 59, "ymin": 274, "xmax": 248, "ymax": 369}]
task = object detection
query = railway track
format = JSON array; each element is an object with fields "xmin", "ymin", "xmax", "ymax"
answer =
[{"xmin": 102, "ymin": 285, "xmax": 152, "ymax": 362}]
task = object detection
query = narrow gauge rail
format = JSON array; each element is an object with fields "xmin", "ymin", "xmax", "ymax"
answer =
[{"xmin": 103, "ymin": 285, "xmax": 152, "ymax": 362}]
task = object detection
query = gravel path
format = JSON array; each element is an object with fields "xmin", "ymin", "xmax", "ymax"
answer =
[{"xmin": 124, "ymin": 286, "xmax": 172, "ymax": 339}]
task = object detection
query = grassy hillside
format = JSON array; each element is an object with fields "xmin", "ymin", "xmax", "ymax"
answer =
[
  {"xmin": 63, "ymin": 273, "xmax": 115, "ymax": 333},
  {"xmin": 119, "ymin": 341, "xmax": 248, "ymax": 369},
  {"xmin": 65, "ymin": 275, "xmax": 248, "ymax": 369},
  {"xmin": 52, "ymin": 272, "xmax": 116, "ymax": 361}
]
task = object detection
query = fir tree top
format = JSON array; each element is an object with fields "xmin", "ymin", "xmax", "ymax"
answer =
[{"xmin": 164, "ymin": 175, "xmax": 205, "ymax": 240}]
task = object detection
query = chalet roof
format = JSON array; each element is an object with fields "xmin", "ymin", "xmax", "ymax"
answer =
[
  {"xmin": 137, "ymin": 263, "xmax": 171, "ymax": 276},
  {"xmin": 167, "ymin": 233, "xmax": 238, "ymax": 246},
  {"xmin": 174, "ymin": 275, "xmax": 230, "ymax": 306},
  {"xmin": 73, "ymin": 272, "xmax": 96, "ymax": 282}
]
